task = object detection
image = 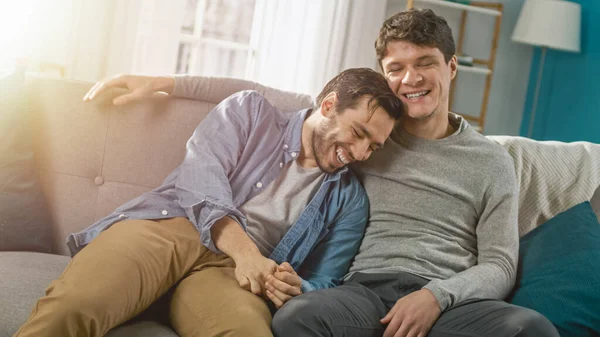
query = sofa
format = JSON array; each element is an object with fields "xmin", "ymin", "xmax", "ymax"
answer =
[{"xmin": 1, "ymin": 72, "xmax": 599, "ymax": 337}]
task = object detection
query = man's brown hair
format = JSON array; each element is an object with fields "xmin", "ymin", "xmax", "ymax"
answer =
[
  {"xmin": 315, "ymin": 68, "xmax": 403, "ymax": 120},
  {"xmin": 375, "ymin": 8, "xmax": 456, "ymax": 67}
]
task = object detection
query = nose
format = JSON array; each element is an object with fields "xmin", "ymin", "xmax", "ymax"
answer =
[
  {"xmin": 401, "ymin": 68, "xmax": 422, "ymax": 86},
  {"xmin": 352, "ymin": 139, "xmax": 373, "ymax": 162}
]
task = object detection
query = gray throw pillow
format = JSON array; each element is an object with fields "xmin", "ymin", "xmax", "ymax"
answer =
[{"xmin": 0, "ymin": 69, "xmax": 54, "ymax": 252}]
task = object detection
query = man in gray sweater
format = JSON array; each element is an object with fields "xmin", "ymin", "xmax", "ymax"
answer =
[{"xmin": 271, "ymin": 9, "xmax": 559, "ymax": 337}]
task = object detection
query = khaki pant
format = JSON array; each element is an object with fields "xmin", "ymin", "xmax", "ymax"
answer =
[{"xmin": 14, "ymin": 217, "xmax": 273, "ymax": 337}]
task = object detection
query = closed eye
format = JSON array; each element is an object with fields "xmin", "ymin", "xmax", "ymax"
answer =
[
  {"xmin": 386, "ymin": 68, "xmax": 403, "ymax": 75},
  {"xmin": 352, "ymin": 128, "xmax": 364, "ymax": 139}
]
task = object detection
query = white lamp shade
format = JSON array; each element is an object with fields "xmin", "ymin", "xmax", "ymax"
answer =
[{"xmin": 512, "ymin": 0, "xmax": 581, "ymax": 53}]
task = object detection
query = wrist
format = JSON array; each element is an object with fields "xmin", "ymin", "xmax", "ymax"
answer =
[
  {"xmin": 421, "ymin": 288, "xmax": 442, "ymax": 311},
  {"xmin": 153, "ymin": 75, "xmax": 176, "ymax": 94},
  {"xmin": 230, "ymin": 246, "xmax": 262, "ymax": 263}
]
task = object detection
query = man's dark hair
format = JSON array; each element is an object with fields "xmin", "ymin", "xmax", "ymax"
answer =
[
  {"xmin": 315, "ymin": 68, "xmax": 403, "ymax": 120},
  {"xmin": 375, "ymin": 8, "xmax": 456, "ymax": 67}
]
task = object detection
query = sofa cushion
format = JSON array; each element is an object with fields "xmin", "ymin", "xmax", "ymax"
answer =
[
  {"xmin": 487, "ymin": 136, "xmax": 600, "ymax": 237},
  {"xmin": 0, "ymin": 70, "xmax": 54, "ymax": 252},
  {"xmin": 508, "ymin": 202, "xmax": 600, "ymax": 337},
  {"xmin": 0, "ymin": 252, "xmax": 70, "ymax": 336},
  {"xmin": 0, "ymin": 252, "xmax": 177, "ymax": 337}
]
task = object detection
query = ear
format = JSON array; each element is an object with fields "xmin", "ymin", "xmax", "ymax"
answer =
[
  {"xmin": 449, "ymin": 55, "xmax": 458, "ymax": 80},
  {"xmin": 319, "ymin": 92, "xmax": 338, "ymax": 118}
]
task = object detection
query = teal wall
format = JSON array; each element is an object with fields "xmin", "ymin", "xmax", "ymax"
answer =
[{"xmin": 520, "ymin": 0, "xmax": 600, "ymax": 142}]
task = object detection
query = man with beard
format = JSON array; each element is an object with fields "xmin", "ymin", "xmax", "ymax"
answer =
[{"xmin": 13, "ymin": 68, "xmax": 403, "ymax": 337}]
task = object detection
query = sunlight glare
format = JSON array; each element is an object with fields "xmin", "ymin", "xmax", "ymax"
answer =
[{"xmin": 0, "ymin": 1, "xmax": 38, "ymax": 62}]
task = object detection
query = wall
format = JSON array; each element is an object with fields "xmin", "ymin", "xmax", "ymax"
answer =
[
  {"xmin": 521, "ymin": 0, "xmax": 600, "ymax": 143},
  {"xmin": 385, "ymin": 0, "xmax": 532, "ymax": 136}
]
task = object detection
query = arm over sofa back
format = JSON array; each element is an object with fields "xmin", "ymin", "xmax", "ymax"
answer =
[{"xmin": 25, "ymin": 75, "xmax": 312, "ymax": 255}]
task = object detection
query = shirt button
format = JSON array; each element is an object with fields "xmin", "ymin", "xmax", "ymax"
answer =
[
  {"xmin": 256, "ymin": 182, "xmax": 263, "ymax": 188},
  {"xmin": 161, "ymin": 210, "xmax": 168, "ymax": 216},
  {"xmin": 279, "ymin": 162, "xmax": 283, "ymax": 168},
  {"xmin": 118, "ymin": 214, "xmax": 126, "ymax": 219},
  {"xmin": 291, "ymin": 152, "xmax": 297, "ymax": 158},
  {"xmin": 283, "ymin": 144, "xmax": 289, "ymax": 149}
]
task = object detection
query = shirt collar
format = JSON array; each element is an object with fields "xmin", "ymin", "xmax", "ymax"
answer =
[
  {"xmin": 283, "ymin": 109, "xmax": 309, "ymax": 155},
  {"xmin": 283, "ymin": 109, "xmax": 348, "ymax": 179}
]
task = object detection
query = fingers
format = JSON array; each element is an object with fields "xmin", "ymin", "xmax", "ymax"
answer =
[
  {"xmin": 248, "ymin": 276, "xmax": 263, "ymax": 296},
  {"xmin": 381, "ymin": 305, "xmax": 397, "ymax": 324},
  {"xmin": 237, "ymin": 275, "xmax": 250, "ymax": 291},
  {"xmin": 277, "ymin": 262, "xmax": 296, "ymax": 274},
  {"xmin": 266, "ymin": 282, "xmax": 292, "ymax": 303},
  {"xmin": 266, "ymin": 289, "xmax": 284, "ymax": 309},
  {"xmin": 405, "ymin": 329, "xmax": 420, "ymax": 337},
  {"xmin": 267, "ymin": 275, "xmax": 302, "ymax": 296},
  {"xmin": 391, "ymin": 323, "xmax": 410, "ymax": 337},
  {"xmin": 237, "ymin": 274, "xmax": 262, "ymax": 296},
  {"xmin": 273, "ymin": 271, "xmax": 302, "ymax": 287},
  {"xmin": 113, "ymin": 92, "xmax": 141, "ymax": 106},
  {"xmin": 381, "ymin": 308, "xmax": 417, "ymax": 337},
  {"xmin": 83, "ymin": 81, "xmax": 102, "ymax": 101},
  {"xmin": 84, "ymin": 75, "xmax": 128, "ymax": 102},
  {"xmin": 269, "ymin": 274, "xmax": 302, "ymax": 296},
  {"xmin": 382, "ymin": 315, "xmax": 403, "ymax": 337}
]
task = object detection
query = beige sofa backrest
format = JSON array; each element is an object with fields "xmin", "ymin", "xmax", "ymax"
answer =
[{"xmin": 27, "ymin": 75, "xmax": 312, "ymax": 255}]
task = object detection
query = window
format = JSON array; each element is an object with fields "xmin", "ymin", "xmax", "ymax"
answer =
[{"xmin": 176, "ymin": 0, "xmax": 259, "ymax": 79}]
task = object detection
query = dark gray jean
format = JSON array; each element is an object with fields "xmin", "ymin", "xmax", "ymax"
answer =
[{"xmin": 272, "ymin": 272, "xmax": 559, "ymax": 337}]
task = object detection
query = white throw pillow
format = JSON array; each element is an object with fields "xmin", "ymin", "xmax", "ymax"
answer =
[{"xmin": 487, "ymin": 136, "xmax": 600, "ymax": 237}]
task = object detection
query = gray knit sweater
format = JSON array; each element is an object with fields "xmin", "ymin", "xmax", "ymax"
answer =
[{"xmin": 348, "ymin": 114, "xmax": 519, "ymax": 311}]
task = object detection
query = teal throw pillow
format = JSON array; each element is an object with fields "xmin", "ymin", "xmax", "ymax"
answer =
[{"xmin": 509, "ymin": 202, "xmax": 600, "ymax": 337}]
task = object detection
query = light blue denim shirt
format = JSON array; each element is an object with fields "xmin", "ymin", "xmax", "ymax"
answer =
[{"xmin": 67, "ymin": 90, "xmax": 368, "ymax": 292}]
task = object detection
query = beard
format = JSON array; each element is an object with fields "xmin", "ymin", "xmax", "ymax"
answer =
[{"xmin": 311, "ymin": 116, "xmax": 339, "ymax": 174}]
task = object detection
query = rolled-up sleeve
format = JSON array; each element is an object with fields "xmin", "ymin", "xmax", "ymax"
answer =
[
  {"xmin": 298, "ymin": 184, "xmax": 369, "ymax": 292},
  {"xmin": 175, "ymin": 91, "xmax": 259, "ymax": 252}
]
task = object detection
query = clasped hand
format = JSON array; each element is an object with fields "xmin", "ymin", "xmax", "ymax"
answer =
[{"xmin": 234, "ymin": 254, "xmax": 302, "ymax": 308}]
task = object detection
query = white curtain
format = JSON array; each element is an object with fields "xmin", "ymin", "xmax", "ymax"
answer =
[
  {"xmin": 102, "ymin": 0, "xmax": 185, "ymax": 77},
  {"xmin": 130, "ymin": 0, "xmax": 185, "ymax": 75},
  {"xmin": 252, "ymin": 0, "xmax": 388, "ymax": 97},
  {"xmin": 105, "ymin": 0, "xmax": 388, "ymax": 91}
]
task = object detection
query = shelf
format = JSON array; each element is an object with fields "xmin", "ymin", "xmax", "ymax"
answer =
[
  {"xmin": 457, "ymin": 65, "xmax": 492, "ymax": 75},
  {"xmin": 413, "ymin": 0, "xmax": 502, "ymax": 16}
]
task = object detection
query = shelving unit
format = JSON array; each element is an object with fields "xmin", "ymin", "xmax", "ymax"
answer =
[{"xmin": 407, "ymin": 0, "xmax": 503, "ymax": 132}]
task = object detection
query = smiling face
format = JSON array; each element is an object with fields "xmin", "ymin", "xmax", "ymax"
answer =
[
  {"xmin": 381, "ymin": 40, "xmax": 457, "ymax": 122},
  {"xmin": 311, "ymin": 95, "xmax": 396, "ymax": 173}
]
